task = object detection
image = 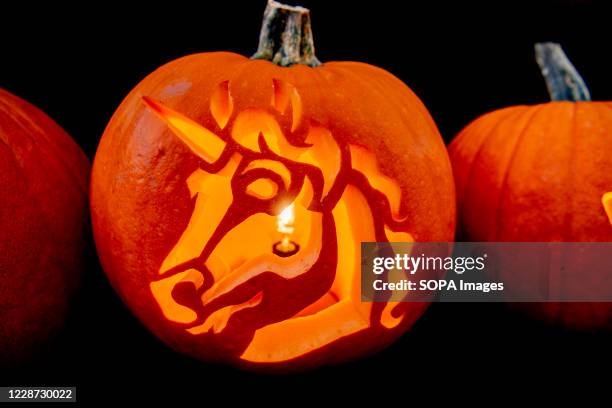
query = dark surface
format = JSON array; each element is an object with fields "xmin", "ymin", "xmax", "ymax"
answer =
[{"xmin": 1, "ymin": 0, "xmax": 610, "ymax": 402}]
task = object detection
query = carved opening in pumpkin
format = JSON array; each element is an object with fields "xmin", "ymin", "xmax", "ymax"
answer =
[
  {"xmin": 210, "ymin": 80, "xmax": 233, "ymax": 129},
  {"xmin": 144, "ymin": 79, "xmax": 415, "ymax": 363},
  {"xmin": 603, "ymin": 192, "xmax": 612, "ymax": 226}
]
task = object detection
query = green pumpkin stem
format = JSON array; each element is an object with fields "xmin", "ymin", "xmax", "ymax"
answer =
[
  {"xmin": 535, "ymin": 42, "xmax": 591, "ymax": 101},
  {"xmin": 252, "ymin": 0, "xmax": 321, "ymax": 67}
]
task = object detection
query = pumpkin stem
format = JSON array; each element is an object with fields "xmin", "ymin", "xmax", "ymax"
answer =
[
  {"xmin": 535, "ymin": 42, "xmax": 591, "ymax": 101},
  {"xmin": 251, "ymin": 0, "xmax": 321, "ymax": 67}
]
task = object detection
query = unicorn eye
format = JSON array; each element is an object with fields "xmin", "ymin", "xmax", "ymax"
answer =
[
  {"xmin": 245, "ymin": 177, "xmax": 279, "ymax": 200},
  {"xmin": 240, "ymin": 159, "xmax": 291, "ymax": 201}
]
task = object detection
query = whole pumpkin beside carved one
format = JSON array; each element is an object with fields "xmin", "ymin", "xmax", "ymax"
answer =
[
  {"xmin": 449, "ymin": 43, "xmax": 612, "ymax": 329},
  {"xmin": 0, "ymin": 89, "xmax": 89, "ymax": 365},
  {"xmin": 90, "ymin": 1, "xmax": 455, "ymax": 370}
]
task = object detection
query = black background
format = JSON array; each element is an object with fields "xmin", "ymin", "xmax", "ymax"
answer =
[{"xmin": 1, "ymin": 0, "xmax": 611, "ymax": 403}]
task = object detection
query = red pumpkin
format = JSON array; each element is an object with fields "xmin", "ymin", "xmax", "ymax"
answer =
[
  {"xmin": 90, "ymin": 1, "xmax": 455, "ymax": 370},
  {"xmin": 0, "ymin": 88, "xmax": 89, "ymax": 365},
  {"xmin": 449, "ymin": 43, "xmax": 612, "ymax": 329}
]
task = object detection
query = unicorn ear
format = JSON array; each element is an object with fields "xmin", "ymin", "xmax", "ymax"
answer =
[
  {"xmin": 271, "ymin": 78, "xmax": 303, "ymax": 132},
  {"xmin": 210, "ymin": 80, "xmax": 233, "ymax": 129},
  {"xmin": 142, "ymin": 97, "xmax": 227, "ymax": 164}
]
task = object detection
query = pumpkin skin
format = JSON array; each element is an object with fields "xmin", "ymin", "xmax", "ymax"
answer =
[
  {"xmin": 0, "ymin": 89, "xmax": 89, "ymax": 365},
  {"xmin": 90, "ymin": 50, "xmax": 456, "ymax": 371},
  {"xmin": 449, "ymin": 101, "xmax": 612, "ymax": 329}
]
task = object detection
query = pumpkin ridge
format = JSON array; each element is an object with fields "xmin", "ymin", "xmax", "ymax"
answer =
[
  {"xmin": 336, "ymin": 63, "xmax": 435, "ymax": 145},
  {"xmin": 319, "ymin": 64, "xmax": 393, "ymax": 138},
  {"xmin": 330, "ymin": 61, "xmax": 437, "ymax": 133},
  {"xmin": 593, "ymin": 102, "xmax": 612, "ymax": 143},
  {"xmin": 0, "ymin": 114, "xmax": 23, "ymax": 171},
  {"xmin": 457, "ymin": 108, "xmax": 525, "ymax": 191},
  {"xmin": 494, "ymin": 104, "xmax": 547, "ymax": 241},
  {"xmin": 0, "ymin": 92, "xmax": 89, "ymax": 196},
  {"xmin": 340, "ymin": 66, "xmax": 404, "ymax": 133},
  {"xmin": 297, "ymin": 59, "xmax": 328, "ymax": 128},
  {"xmin": 0, "ymin": 107, "xmax": 88, "ymax": 205},
  {"xmin": 460, "ymin": 107, "xmax": 527, "ymax": 237},
  {"xmin": 450, "ymin": 106, "xmax": 517, "ymax": 203},
  {"xmin": 563, "ymin": 102, "xmax": 580, "ymax": 241}
]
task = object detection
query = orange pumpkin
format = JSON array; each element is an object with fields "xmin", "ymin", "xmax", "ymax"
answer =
[
  {"xmin": 0, "ymin": 89, "xmax": 89, "ymax": 365},
  {"xmin": 91, "ymin": 1, "xmax": 455, "ymax": 370},
  {"xmin": 449, "ymin": 43, "xmax": 612, "ymax": 329}
]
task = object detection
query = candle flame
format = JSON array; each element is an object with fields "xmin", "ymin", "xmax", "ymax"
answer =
[{"xmin": 277, "ymin": 203, "xmax": 295, "ymax": 235}]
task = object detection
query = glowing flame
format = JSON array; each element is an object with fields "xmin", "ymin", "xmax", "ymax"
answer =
[
  {"xmin": 275, "ymin": 203, "xmax": 297, "ymax": 255},
  {"xmin": 277, "ymin": 203, "xmax": 295, "ymax": 235}
]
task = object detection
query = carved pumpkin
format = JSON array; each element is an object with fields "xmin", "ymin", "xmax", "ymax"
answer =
[
  {"xmin": 449, "ymin": 43, "xmax": 612, "ymax": 329},
  {"xmin": 0, "ymin": 88, "xmax": 89, "ymax": 365},
  {"xmin": 91, "ymin": 1, "xmax": 455, "ymax": 370}
]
